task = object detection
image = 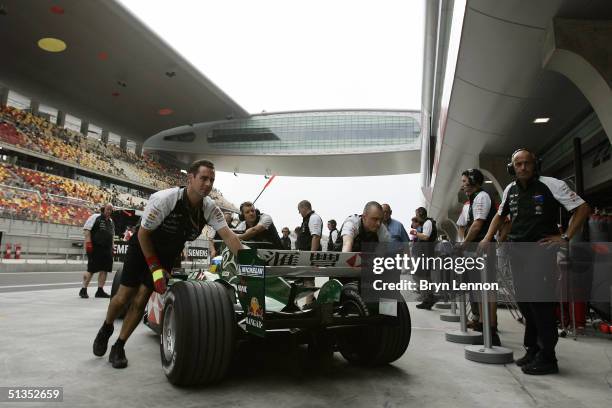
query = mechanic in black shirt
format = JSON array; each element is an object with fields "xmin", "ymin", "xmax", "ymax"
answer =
[
  {"xmin": 337, "ymin": 202, "xmax": 391, "ymax": 252},
  {"xmin": 81, "ymin": 203, "xmax": 115, "ymax": 299},
  {"xmin": 235, "ymin": 202, "xmax": 284, "ymax": 249},
  {"xmin": 480, "ymin": 148, "xmax": 590, "ymax": 375},
  {"xmin": 326, "ymin": 220, "xmax": 339, "ymax": 251},
  {"xmin": 459, "ymin": 168, "xmax": 500, "ymax": 346},
  {"xmin": 92, "ymin": 160, "xmax": 243, "ymax": 369},
  {"xmin": 280, "ymin": 227, "xmax": 292, "ymax": 250},
  {"xmin": 411, "ymin": 207, "xmax": 438, "ymax": 310},
  {"xmin": 296, "ymin": 200, "xmax": 324, "ymax": 303}
]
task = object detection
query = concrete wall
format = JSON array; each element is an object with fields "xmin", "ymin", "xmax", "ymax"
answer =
[{"xmin": 0, "ymin": 218, "xmax": 85, "ymax": 260}]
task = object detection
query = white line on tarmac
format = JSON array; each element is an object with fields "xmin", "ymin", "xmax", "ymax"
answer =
[
  {"xmin": 0, "ymin": 281, "xmax": 109, "ymax": 289},
  {"xmin": 0, "ymin": 271, "xmax": 86, "ymax": 275}
]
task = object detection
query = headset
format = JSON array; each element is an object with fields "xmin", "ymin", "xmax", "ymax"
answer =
[
  {"xmin": 506, "ymin": 148, "xmax": 542, "ymax": 176},
  {"xmin": 462, "ymin": 168, "xmax": 484, "ymax": 186},
  {"xmin": 239, "ymin": 202, "xmax": 261, "ymax": 221}
]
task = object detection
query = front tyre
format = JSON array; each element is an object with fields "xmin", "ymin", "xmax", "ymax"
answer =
[{"xmin": 160, "ymin": 280, "xmax": 236, "ymax": 385}]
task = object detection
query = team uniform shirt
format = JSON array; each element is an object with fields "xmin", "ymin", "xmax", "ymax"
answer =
[
  {"xmin": 131, "ymin": 187, "xmax": 226, "ymax": 271},
  {"xmin": 456, "ymin": 201, "xmax": 470, "ymax": 227},
  {"xmin": 340, "ymin": 215, "xmax": 391, "ymax": 243},
  {"xmin": 83, "ymin": 213, "xmax": 115, "ymax": 272},
  {"xmin": 421, "ymin": 219, "xmax": 433, "ymax": 239},
  {"xmin": 83, "ymin": 213, "xmax": 115, "ymax": 248},
  {"xmin": 465, "ymin": 190, "xmax": 496, "ymax": 242},
  {"xmin": 236, "ymin": 213, "xmax": 283, "ymax": 249},
  {"xmin": 280, "ymin": 236, "xmax": 291, "ymax": 250},
  {"xmin": 326, "ymin": 228, "xmax": 340, "ymax": 251},
  {"xmin": 296, "ymin": 211, "xmax": 323, "ymax": 250},
  {"xmin": 470, "ymin": 191, "xmax": 492, "ymax": 221},
  {"xmin": 499, "ymin": 176, "xmax": 585, "ymax": 242},
  {"xmin": 307, "ymin": 212, "xmax": 323, "ymax": 237},
  {"xmin": 235, "ymin": 213, "xmax": 274, "ymax": 233}
]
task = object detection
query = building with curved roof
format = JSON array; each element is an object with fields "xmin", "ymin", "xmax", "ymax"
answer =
[{"xmin": 145, "ymin": 109, "xmax": 422, "ymax": 176}]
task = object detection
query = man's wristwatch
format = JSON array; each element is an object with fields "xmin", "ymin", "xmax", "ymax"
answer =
[{"xmin": 561, "ymin": 234, "xmax": 569, "ymax": 242}]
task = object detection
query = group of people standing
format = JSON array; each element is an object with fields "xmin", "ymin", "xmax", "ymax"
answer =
[
  {"xmin": 454, "ymin": 149, "xmax": 590, "ymax": 376},
  {"xmin": 86, "ymin": 149, "xmax": 591, "ymax": 377}
]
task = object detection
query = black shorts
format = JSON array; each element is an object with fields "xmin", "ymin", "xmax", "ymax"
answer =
[
  {"xmin": 87, "ymin": 247, "xmax": 113, "ymax": 273},
  {"xmin": 120, "ymin": 243, "xmax": 174, "ymax": 290}
]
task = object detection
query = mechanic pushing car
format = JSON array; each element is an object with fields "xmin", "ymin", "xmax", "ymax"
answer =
[
  {"xmin": 336, "ymin": 201, "xmax": 391, "ymax": 252},
  {"xmin": 92, "ymin": 159, "xmax": 243, "ymax": 369},
  {"xmin": 235, "ymin": 201, "xmax": 284, "ymax": 249}
]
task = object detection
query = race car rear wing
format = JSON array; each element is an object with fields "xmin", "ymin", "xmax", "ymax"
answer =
[{"xmin": 235, "ymin": 248, "xmax": 366, "ymax": 336}]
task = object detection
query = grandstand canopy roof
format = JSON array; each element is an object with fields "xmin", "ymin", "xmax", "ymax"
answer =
[{"xmin": 0, "ymin": 0, "xmax": 248, "ymax": 143}]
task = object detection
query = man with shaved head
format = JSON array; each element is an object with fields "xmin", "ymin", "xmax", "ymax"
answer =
[
  {"xmin": 337, "ymin": 201, "xmax": 391, "ymax": 252},
  {"xmin": 480, "ymin": 148, "xmax": 590, "ymax": 375},
  {"xmin": 81, "ymin": 203, "xmax": 115, "ymax": 299}
]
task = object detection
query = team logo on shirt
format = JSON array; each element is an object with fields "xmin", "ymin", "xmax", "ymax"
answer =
[
  {"xmin": 213, "ymin": 207, "xmax": 224, "ymax": 223},
  {"xmin": 533, "ymin": 194, "xmax": 544, "ymax": 215}
]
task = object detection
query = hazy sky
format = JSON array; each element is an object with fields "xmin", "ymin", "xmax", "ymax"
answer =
[
  {"xmin": 214, "ymin": 172, "xmax": 423, "ymax": 234},
  {"xmin": 119, "ymin": 0, "xmax": 425, "ymax": 233}
]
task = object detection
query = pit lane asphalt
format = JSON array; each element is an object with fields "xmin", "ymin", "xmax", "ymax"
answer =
[
  {"xmin": 0, "ymin": 285, "xmax": 611, "ymax": 408},
  {"xmin": 0, "ymin": 270, "xmax": 111, "ymax": 293}
]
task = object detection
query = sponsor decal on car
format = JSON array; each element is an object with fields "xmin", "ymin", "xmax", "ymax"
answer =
[
  {"xmin": 246, "ymin": 297, "xmax": 264, "ymax": 329},
  {"xmin": 238, "ymin": 264, "xmax": 264, "ymax": 277}
]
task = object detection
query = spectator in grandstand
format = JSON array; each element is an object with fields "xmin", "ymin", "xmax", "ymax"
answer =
[
  {"xmin": 280, "ymin": 227, "xmax": 291, "ymax": 250},
  {"xmin": 81, "ymin": 203, "xmax": 115, "ymax": 299},
  {"xmin": 92, "ymin": 159, "xmax": 243, "ymax": 369}
]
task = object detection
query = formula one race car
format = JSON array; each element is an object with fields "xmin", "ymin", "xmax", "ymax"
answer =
[{"xmin": 143, "ymin": 247, "xmax": 411, "ymax": 386}]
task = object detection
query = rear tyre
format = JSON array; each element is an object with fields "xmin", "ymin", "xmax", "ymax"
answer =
[
  {"xmin": 337, "ymin": 283, "xmax": 411, "ymax": 365},
  {"xmin": 110, "ymin": 266, "xmax": 129, "ymax": 319},
  {"xmin": 160, "ymin": 280, "xmax": 236, "ymax": 385}
]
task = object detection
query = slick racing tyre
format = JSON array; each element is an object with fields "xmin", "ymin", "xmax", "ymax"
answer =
[
  {"xmin": 337, "ymin": 283, "xmax": 411, "ymax": 366},
  {"xmin": 160, "ymin": 280, "xmax": 236, "ymax": 385}
]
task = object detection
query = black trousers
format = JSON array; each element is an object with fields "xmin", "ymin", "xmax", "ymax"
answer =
[{"xmin": 517, "ymin": 301, "xmax": 558, "ymax": 360}]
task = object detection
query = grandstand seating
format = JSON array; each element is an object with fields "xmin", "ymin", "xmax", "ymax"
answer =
[
  {"xmin": 0, "ymin": 105, "xmax": 185, "ymax": 189},
  {"xmin": 0, "ymin": 160, "xmax": 234, "ymax": 227},
  {"xmin": 0, "ymin": 105, "xmax": 236, "ymax": 226}
]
